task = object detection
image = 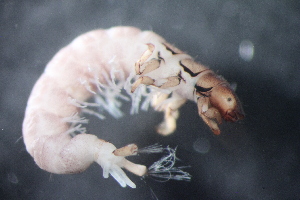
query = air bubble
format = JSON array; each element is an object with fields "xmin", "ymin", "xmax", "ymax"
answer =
[
  {"xmin": 193, "ymin": 138, "xmax": 211, "ymax": 154},
  {"xmin": 7, "ymin": 172, "xmax": 18, "ymax": 184},
  {"xmin": 239, "ymin": 40, "xmax": 254, "ymax": 61}
]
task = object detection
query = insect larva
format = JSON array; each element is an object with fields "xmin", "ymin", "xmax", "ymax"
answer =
[{"xmin": 22, "ymin": 26, "xmax": 244, "ymax": 188}]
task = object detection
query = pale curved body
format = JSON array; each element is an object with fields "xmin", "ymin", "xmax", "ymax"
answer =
[{"xmin": 23, "ymin": 26, "xmax": 244, "ymax": 188}]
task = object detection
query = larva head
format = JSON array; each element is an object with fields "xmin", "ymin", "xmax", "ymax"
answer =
[
  {"xmin": 209, "ymin": 83, "xmax": 245, "ymax": 122},
  {"xmin": 195, "ymin": 72, "xmax": 244, "ymax": 134}
]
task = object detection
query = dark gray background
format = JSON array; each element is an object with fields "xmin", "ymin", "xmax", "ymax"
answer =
[{"xmin": 1, "ymin": 0, "xmax": 299, "ymax": 199}]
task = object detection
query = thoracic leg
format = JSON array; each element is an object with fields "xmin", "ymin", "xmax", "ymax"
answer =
[
  {"xmin": 131, "ymin": 76, "xmax": 154, "ymax": 93},
  {"xmin": 152, "ymin": 92, "xmax": 186, "ymax": 136},
  {"xmin": 199, "ymin": 113, "xmax": 221, "ymax": 135},
  {"xmin": 203, "ymin": 107, "xmax": 222, "ymax": 124},
  {"xmin": 135, "ymin": 43, "xmax": 155, "ymax": 75},
  {"xmin": 197, "ymin": 97, "xmax": 221, "ymax": 135},
  {"xmin": 131, "ymin": 74, "xmax": 182, "ymax": 93},
  {"xmin": 140, "ymin": 59, "xmax": 160, "ymax": 75},
  {"xmin": 159, "ymin": 76, "xmax": 181, "ymax": 89}
]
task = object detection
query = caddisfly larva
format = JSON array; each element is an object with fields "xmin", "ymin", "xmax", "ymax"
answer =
[{"xmin": 22, "ymin": 26, "xmax": 244, "ymax": 188}]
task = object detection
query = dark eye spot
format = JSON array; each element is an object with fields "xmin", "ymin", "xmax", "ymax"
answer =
[{"xmin": 227, "ymin": 97, "xmax": 232, "ymax": 102}]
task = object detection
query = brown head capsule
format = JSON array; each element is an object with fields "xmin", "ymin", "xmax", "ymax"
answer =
[{"xmin": 195, "ymin": 70, "xmax": 244, "ymax": 135}]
